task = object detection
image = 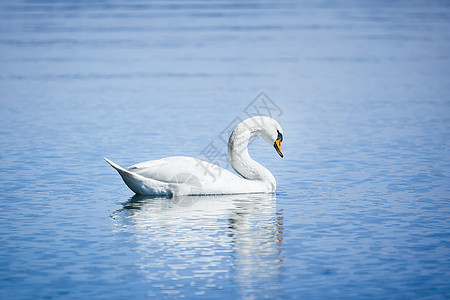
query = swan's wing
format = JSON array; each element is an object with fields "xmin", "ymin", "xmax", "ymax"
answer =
[{"xmin": 128, "ymin": 156, "xmax": 238, "ymax": 184}]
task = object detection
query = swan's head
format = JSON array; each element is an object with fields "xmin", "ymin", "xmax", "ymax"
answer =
[{"xmin": 259, "ymin": 117, "xmax": 284, "ymax": 158}]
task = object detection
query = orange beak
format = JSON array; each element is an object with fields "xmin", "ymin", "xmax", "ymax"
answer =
[{"xmin": 274, "ymin": 138, "xmax": 283, "ymax": 158}]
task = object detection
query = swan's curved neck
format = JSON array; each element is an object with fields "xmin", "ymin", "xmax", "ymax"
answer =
[{"xmin": 227, "ymin": 121, "xmax": 276, "ymax": 189}]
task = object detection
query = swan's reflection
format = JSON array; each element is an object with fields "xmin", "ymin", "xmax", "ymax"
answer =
[{"xmin": 112, "ymin": 193, "xmax": 284, "ymax": 297}]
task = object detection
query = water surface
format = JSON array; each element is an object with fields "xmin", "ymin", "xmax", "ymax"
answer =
[{"xmin": 0, "ymin": 0, "xmax": 449, "ymax": 299}]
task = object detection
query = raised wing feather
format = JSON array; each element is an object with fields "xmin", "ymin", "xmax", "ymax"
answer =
[{"xmin": 128, "ymin": 156, "xmax": 236, "ymax": 184}]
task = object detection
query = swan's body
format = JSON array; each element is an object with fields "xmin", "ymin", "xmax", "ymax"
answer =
[{"xmin": 105, "ymin": 116, "xmax": 284, "ymax": 196}]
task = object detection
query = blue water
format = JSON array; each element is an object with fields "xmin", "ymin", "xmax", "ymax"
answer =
[{"xmin": 1, "ymin": 0, "xmax": 450, "ymax": 299}]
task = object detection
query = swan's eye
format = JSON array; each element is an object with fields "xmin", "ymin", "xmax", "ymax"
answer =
[{"xmin": 277, "ymin": 130, "xmax": 283, "ymax": 142}]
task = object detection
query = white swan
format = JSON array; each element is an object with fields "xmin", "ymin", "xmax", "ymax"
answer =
[{"xmin": 105, "ymin": 116, "xmax": 284, "ymax": 196}]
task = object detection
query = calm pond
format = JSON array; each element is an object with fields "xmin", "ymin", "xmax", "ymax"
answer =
[{"xmin": 0, "ymin": 1, "xmax": 449, "ymax": 298}]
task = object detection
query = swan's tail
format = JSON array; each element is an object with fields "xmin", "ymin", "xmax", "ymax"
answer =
[
  {"xmin": 104, "ymin": 157, "xmax": 171, "ymax": 196},
  {"xmin": 104, "ymin": 157, "xmax": 127, "ymax": 173}
]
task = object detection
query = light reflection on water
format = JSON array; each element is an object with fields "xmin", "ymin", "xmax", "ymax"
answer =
[{"xmin": 112, "ymin": 194, "xmax": 283, "ymax": 298}]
